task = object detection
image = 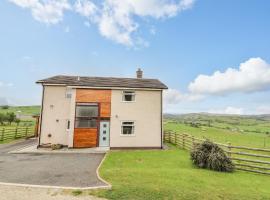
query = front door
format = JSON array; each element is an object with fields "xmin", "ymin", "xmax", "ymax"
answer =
[{"xmin": 99, "ymin": 121, "xmax": 110, "ymax": 147}]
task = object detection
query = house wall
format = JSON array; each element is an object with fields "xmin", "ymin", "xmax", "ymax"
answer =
[
  {"xmin": 39, "ymin": 86, "xmax": 75, "ymax": 146},
  {"xmin": 110, "ymin": 90, "xmax": 162, "ymax": 148}
]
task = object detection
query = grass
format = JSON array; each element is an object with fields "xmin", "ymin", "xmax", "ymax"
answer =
[
  {"xmin": 72, "ymin": 190, "xmax": 83, "ymax": 196},
  {"xmin": 0, "ymin": 105, "xmax": 40, "ymax": 115},
  {"xmin": 91, "ymin": 145, "xmax": 270, "ymax": 200},
  {"xmin": 165, "ymin": 122, "xmax": 270, "ymax": 148}
]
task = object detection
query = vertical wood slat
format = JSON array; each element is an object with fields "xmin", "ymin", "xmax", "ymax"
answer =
[
  {"xmin": 14, "ymin": 127, "xmax": 18, "ymax": 139},
  {"xmin": 1, "ymin": 128, "xmax": 4, "ymax": 141}
]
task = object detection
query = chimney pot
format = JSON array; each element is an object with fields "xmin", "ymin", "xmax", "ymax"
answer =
[{"xmin": 136, "ymin": 68, "xmax": 143, "ymax": 78}]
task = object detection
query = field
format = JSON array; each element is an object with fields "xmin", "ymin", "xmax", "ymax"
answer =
[
  {"xmin": 0, "ymin": 106, "xmax": 40, "ymax": 143},
  {"xmin": 0, "ymin": 106, "xmax": 40, "ymax": 128},
  {"xmin": 90, "ymin": 145, "xmax": 270, "ymax": 200},
  {"xmin": 164, "ymin": 113, "xmax": 270, "ymax": 148},
  {"xmin": 0, "ymin": 105, "xmax": 40, "ymax": 116}
]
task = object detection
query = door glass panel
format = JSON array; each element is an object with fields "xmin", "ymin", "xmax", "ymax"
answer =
[{"xmin": 75, "ymin": 119, "xmax": 97, "ymax": 128}]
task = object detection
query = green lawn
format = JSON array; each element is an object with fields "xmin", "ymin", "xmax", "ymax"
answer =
[
  {"xmin": 91, "ymin": 146, "xmax": 270, "ymax": 200},
  {"xmin": 165, "ymin": 122, "xmax": 270, "ymax": 148}
]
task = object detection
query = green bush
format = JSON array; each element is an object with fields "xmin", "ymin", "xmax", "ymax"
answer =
[{"xmin": 190, "ymin": 140, "xmax": 234, "ymax": 172}]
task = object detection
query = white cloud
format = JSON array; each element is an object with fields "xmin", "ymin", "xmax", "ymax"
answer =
[
  {"xmin": 255, "ymin": 106, "xmax": 270, "ymax": 115},
  {"xmin": 164, "ymin": 88, "xmax": 204, "ymax": 104},
  {"xmin": 9, "ymin": 0, "xmax": 195, "ymax": 46},
  {"xmin": 189, "ymin": 58, "xmax": 270, "ymax": 95},
  {"xmin": 208, "ymin": 106, "xmax": 244, "ymax": 115},
  {"xmin": 9, "ymin": 0, "xmax": 71, "ymax": 24},
  {"xmin": 74, "ymin": 0, "xmax": 98, "ymax": 22}
]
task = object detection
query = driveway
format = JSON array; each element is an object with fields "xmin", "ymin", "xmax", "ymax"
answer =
[{"xmin": 0, "ymin": 139, "xmax": 108, "ymax": 188}]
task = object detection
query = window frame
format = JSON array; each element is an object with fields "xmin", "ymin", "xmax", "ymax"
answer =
[
  {"xmin": 65, "ymin": 88, "xmax": 72, "ymax": 99},
  {"xmin": 120, "ymin": 121, "xmax": 135, "ymax": 136},
  {"xmin": 75, "ymin": 103, "xmax": 99, "ymax": 128},
  {"xmin": 122, "ymin": 90, "xmax": 136, "ymax": 102}
]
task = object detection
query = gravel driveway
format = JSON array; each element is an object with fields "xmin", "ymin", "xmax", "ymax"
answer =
[
  {"xmin": 0, "ymin": 139, "xmax": 107, "ymax": 188},
  {"xmin": 0, "ymin": 185, "xmax": 106, "ymax": 200}
]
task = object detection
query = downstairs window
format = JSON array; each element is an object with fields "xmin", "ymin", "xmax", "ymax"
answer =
[{"xmin": 121, "ymin": 121, "xmax": 135, "ymax": 135}]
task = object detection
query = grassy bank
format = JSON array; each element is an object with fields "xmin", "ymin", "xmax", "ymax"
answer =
[{"xmin": 91, "ymin": 146, "xmax": 270, "ymax": 200}]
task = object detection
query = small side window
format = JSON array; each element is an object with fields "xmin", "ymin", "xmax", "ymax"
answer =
[
  {"xmin": 65, "ymin": 88, "xmax": 72, "ymax": 98},
  {"xmin": 122, "ymin": 91, "xmax": 135, "ymax": 102},
  {"xmin": 121, "ymin": 121, "xmax": 135, "ymax": 135},
  {"xmin": 67, "ymin": 120, "xmax": 70, "ymax": 130}
]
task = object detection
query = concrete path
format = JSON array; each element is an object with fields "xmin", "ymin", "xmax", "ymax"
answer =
[
  {"xmin": 0, "ymin": 185, "xmax": 106, "ymax": 200},
  {"xmin": 0, "ymin": 139, "xmax": 108, "ymax": 188}
]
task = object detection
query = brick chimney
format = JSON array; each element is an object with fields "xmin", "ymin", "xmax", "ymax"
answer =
[{"xmin": 136, "ymin": 68, "xmax": 143, "ymax": 78}]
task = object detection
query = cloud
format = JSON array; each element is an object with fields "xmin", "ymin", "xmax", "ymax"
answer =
[
  {"xmin": 188, "ymin": 58, "xmax": 270, "ymax": 95},
  {"xmin": 164, "ymin": 88, "xmax": 204, "ymax": 104},
  {"xmin": 9, "ymin": 0, "xmax": 71, "ymax": 24},
  {"xmin": 208, "ymin": 106, "xmax": 244, "ymax": 115},
  {"xmin": 9, "ymin": 0, "xmax": 195, "ymax": 46},
  {"xmin": 255, "ymin": 106, "xmax": 270, "ymax": 115}
]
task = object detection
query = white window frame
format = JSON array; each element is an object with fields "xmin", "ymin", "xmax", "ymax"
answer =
[
  {"xmin": 65, "ymin": 88, "xmax": 72, "ymax": 99},
  {"xmin": 122, "ymin": 90, "xmax": 136, "ymax": 102},
  {"xmin": 120, "ymin": 121, "xmax": 135, "ymax": 136}
]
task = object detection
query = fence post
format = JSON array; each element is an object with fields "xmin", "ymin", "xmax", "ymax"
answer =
[
  {"xmin": 192, "ymin": 136, "xmax": 195, "ymax": 149},
  {"xmin": 25, "ymin": 127, "xmax": 28, "ymax": 138},
  {"xmin": 227, "ymin": 142, "xmax": 231, "ymax": 158},
  {"xmin": 169, "ymin": 131, "xmax": 171, "ymax": 143},
  {"xmin": 14, "ymin": 127, "xmax": 18, "ymax": 139},
  {"xmin": 1, "ymin": 128, "xmax": 4, "ymax": 141},
  {"xmin": 174, "ymin": 132, "xmax": 177, "ymax": 145},
  {"xmin": 182, "ymin": 134, "xmax": 185, "ymax": 149}
]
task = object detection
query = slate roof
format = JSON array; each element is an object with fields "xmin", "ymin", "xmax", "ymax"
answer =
[{"xmin": 36, "ymin": 75, "xmax": 168, "ymax": 89}]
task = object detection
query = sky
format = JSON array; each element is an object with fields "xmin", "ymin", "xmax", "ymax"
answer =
[{"xmin": 0, "ymin": 0, "xmax": 270, "ymax": 115}]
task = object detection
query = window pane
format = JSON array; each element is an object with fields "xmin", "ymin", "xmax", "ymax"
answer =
[
  {"xmin": 75, "ymin": 119, "xmax": 97, "ymax": 128},
  {"xmin": 123, "ymin": 91, "xmax": 135, "ymax": 102},
  {"xmin": 122, "ymin": 126, "xmax": 134, "ymax": 135},
  {"xmin": 76, "ymin": 105, "xmax": 98, "ymax": 117}
]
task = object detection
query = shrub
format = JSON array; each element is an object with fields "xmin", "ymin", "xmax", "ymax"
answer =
[
  {"xmin": 190, "ymin": 140, "xmax": 234, "ymax": 172},
  {"xmin": 51, "ymin": 144, "xmax": 63, "ymax": 150}
]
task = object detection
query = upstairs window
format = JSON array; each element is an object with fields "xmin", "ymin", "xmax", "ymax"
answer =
[
  {"xmin": 122, "ymin": 91, "xmax": 135, "ymax": 102},
  {"xmin": 75, "ymin": 103, "xmax": 98, "ymax": 128},
  {"xmin": 65, "ymin": 88, "xmax": 72, "ymax": 98},
  {"xmin": 121, "ymin": 121, "xmax": 135, "ymax": 135}
]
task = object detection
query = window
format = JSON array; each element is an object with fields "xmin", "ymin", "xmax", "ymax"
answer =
[
  {"xmin": 75, "ymin": 103, "xmax": 98, "ymax": 128},
  {"xmin": 122, "ymin": 91, "xmax": 135, "ymax": 102},
  {"xmin": 65, "ymin": 88, "xmax": 72, "ymax": 98},
  {"xmin": 121, "ymin": 121, "xmax": 135, "ymax": 135}
]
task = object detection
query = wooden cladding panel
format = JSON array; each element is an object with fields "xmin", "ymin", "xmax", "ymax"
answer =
[
  {"xmin": 76, "ymin": 89, "xmax": 111, "ymax": 103},
  {"xmin": 73, "ymin": 128, "xmax": 97, "ymax": 148},
  {"xmin": 100, "ymin": 102, "xmax": 111, "ymax": 118}
]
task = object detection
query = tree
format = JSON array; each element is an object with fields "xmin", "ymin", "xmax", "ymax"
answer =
[
  {"xmin": 0, "ymin": 113, "xmax": 5, "ymax": 125},
  {"xmin": 6, "ymin": 112, "xmax": 16, "ymax": 125},
  {"xmin": 1, "ymin": 105, "xmax": 9, "ymax": 109},
  {"xmin": 14, "ymin": 118, "xmax": 20, "ymax": 126}
]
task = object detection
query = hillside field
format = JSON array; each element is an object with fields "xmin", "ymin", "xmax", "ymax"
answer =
[{"xmin": 164, "ymin": 113, "xmax": 270, "ymax": 148}]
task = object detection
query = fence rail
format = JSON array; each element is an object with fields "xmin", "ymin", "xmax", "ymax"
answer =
[
  {"xmin": 0, "ymin": 127, "xmax": 35, "ymax": 142},
  {"xmin": 164, "ymin": 131, "xmax": 270, "ymax": 175}
]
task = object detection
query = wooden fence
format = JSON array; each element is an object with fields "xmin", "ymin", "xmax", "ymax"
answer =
[
  {"xmin": 0, "ymin": 127, "xmax": 35, "ymax": 142},
  {"xmin": 164, "ymin": 131, "xmax": 270, "ymax": 175}
]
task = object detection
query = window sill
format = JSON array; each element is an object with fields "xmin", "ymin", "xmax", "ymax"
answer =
[{"xmin": 120, "ymin": 134, "xmax": 136, "ymax": 137}]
